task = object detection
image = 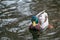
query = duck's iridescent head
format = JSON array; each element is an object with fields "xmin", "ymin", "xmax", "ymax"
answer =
[{"xmin": 31, "ymin": 16, "xmax": 38, "ymax": 26}]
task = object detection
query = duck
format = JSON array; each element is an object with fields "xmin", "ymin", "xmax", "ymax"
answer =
[
  {"xmin": 29, "ymin": 10, "xmax": 54, "ymax": 32},
  {"xmin": 29, "ymin": 15, "xmax": 54, "ymax": 31}
]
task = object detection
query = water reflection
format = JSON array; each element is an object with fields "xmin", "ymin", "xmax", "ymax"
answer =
[
  {"xmin": 29, "ymin": 29, "xmax": 40, "ymax": 40},
  {"xmin": 17, "ymin": 0, "xmax": 32, "ymax": 16}
]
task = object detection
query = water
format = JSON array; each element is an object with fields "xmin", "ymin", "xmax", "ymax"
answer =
[{"xmin": 0, "ymin": 0, "xmax": 60, "ymax": 40}]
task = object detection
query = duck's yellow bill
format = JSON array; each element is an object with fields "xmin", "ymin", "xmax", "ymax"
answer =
[{"xmin": 32, "ymin": 21, "xmax": 36, "ymax": 27}]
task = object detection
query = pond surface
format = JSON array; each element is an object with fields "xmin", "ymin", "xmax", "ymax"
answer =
[{"xmin": 0, "ymin": 0, "xmax": 60, "ymax": 40}]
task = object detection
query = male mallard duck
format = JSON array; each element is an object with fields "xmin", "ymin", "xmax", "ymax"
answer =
[{"xmin": 29, "ymin": 16, "xmax": 54, "ymax": 31}]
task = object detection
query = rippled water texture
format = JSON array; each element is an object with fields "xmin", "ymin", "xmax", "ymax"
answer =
[{"xmin": 0, "ymin": 0, "xmax": 60, "ymax": 40}]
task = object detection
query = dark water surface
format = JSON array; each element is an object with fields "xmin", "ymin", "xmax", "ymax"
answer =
[{"xmin": 0, "ymin": 0, "xmax": 60, "ymax": 40}]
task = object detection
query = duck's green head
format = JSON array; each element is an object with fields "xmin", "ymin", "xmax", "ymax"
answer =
[{"xmin": 31, "ymin": 16, "xmax": 38, "ymax": 26}]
